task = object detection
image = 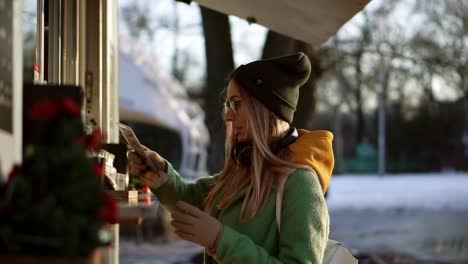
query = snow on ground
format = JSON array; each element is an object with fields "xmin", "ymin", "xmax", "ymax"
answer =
[
  {"xmin": 326, "ymin": 173, "xmax": 468, "ymax": 262},
  {"xmin": 120, "ymin": 173, "xmax": 468, "ymax": 263},
  {"xmin": 326, "ymin": 173, "xmax": 468, "ymax": 211},
  {"xmin": 329, "ymin": 209, "xmax": 468, "ymax": 262},
  {"xmin": 120, "ymin": 239, "xmax": 202, "ymax": 264}
]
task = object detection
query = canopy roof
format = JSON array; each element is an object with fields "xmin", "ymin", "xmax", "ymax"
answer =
[{"xmin": 196, "ymin": 0, "xmax": 370, "ymax": 46}]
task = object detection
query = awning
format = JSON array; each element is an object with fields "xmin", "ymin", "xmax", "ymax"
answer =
[{"xmin": 195, "ymin": 0, "xmax": 371, "ymax": 46}]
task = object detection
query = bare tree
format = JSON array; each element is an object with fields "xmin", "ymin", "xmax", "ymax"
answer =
[
  {"xmin": 120, "ymin": 0, "xmax": 201, "ymax": 85},
  {"xmin": 318, "ymin": 0, "xmax": 412, "ymax": 143},
  {"xmin": 121, "ymin": 2, "xmax": 155, "ymax": 40},
  {"xmin": 413, "ymin": 0, "xmax": 468, "ymax": 98},
  {"xmin": 412, "ymin": 0, "xmax": 468, "ymax": 167},
  {"xmin": 200, "ymin": 7, "xmax": 235, "ymax": 173},
  {"xmin": 320, "ymin": 11, "xmax": 374, "ymax": 145}
]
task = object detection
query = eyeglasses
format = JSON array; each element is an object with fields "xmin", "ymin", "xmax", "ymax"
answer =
[{"xmin": 224, "ymin": 99, "xmax": 241, "ymax": 115}]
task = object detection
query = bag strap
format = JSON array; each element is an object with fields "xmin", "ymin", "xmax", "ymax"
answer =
[{"xmin": 275, "ymin": 173, "xmax": 288, "ymax": 230}]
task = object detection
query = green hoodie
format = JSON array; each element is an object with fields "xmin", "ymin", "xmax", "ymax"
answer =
[{"xmin": 152, "ymin": 130, "xmax": 334, "ymax": 264}]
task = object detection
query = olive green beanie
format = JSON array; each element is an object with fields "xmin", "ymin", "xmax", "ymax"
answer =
[{"xmin": 231, "ymin": 52, "xmax": 311, "ymax": 123}]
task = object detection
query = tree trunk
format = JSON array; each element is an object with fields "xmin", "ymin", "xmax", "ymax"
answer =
[
  {"xmin": 262, "ymin": 31, "xmax": 296, "ymax": 58},
  {"xmin": 355, "ymin": 51, "xmax": 365, "ymax": 143},
  {"xmin": 200, "ymin": 7, "xmax": 235, "ymax": 174},
  {"xmin": 262, "ymin": 31, "xmax": 321, "ymax": 129},
  {"xmin": 459, "ymin": 66, "xmax": 468, "ymax": 170},
  {"xmin": 292, "ymin": 42, "xmax": 321, "ymax": 129}
]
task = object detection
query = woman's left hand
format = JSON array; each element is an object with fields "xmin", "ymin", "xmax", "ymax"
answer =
[{"xmin": 171, "ymin": 201, "xmax": 223, "ymax": 250}]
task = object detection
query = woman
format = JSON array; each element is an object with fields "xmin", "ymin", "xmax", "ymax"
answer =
[{"xmin": 129, "ymin": 52, "xmax": 334, "ymax": 263}]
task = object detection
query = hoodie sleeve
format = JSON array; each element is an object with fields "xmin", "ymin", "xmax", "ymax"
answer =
[
  {"xmin": 214, "ymin": 169, "xmax": 330, "ymax": 263},
  {"xmin": 150, "ymin": 162, "xmax": 219, "ymax": 212}
]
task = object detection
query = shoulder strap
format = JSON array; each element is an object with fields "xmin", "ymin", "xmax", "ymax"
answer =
[{"xmin": 275, "ymin": 173, "xmax": 288, "ymax": 230}]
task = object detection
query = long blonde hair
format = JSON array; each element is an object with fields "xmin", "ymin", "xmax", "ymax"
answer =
[{"xmin": 204, "ymin": 81, "xmax": 309, "ymax": 221}]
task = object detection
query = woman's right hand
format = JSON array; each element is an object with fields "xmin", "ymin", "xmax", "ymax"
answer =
[
  {"xmin": 128, "ymin": 148, "xmax": 169, "ymax": 189},
  {"xmin": 128, "ymin": 150, "xmax": 149, "ymax": 176}
]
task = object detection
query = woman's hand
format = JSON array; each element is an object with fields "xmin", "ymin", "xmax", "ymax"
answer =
[
  {"xmin": 128, "ymin": 147, "xmax": 168, "ymax": 189},
  {"xmin": 128, "ymin": 147, "xmax": 167, "ymax": 173},
  {"xmin": 171, "ymin": 201, "xmax": 223, "ymax": 252},
  {"xmin": 128, "ymin": 150, "xmax": 148, "ymax": 176}
]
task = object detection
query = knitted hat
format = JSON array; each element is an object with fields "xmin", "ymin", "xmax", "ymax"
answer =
[{"xmin": 231, "ymin": 52, "xmax": 311, "ymax": 123}]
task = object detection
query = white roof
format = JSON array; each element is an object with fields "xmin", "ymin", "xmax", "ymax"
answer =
[{"xmin": 195, "ymin": 0, "xmax": 371, "ymax": 46}]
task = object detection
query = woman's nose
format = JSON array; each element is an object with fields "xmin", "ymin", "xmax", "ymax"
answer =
[{"xmin": 224, "ymin": 108, "xmax": 235, "ymax": 122}]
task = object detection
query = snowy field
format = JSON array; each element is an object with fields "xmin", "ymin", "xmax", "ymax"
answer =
[
  {"xmin": 326, "ymin": 173, "xmax": 468, "ymax": 211},
  {"xmin": 327, "ymin": 173, "xmax": 468, "ymax": 263},
  {"xmin": 120, "ymin": 240, "xmax": 202, "ymax": 264},
  {"xmin": 121, "ymin": 173, "xmax": 468, "ymax": 263}
]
